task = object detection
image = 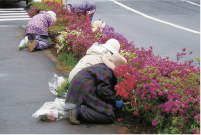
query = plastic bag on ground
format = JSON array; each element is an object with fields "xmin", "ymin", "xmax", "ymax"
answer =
[
  {"xmin": 49, "ymin": 74, "xmax": 69, "ymax": 98},
  {"xmin": 18, "ymin": 36, "xmax": 28, "ymax": 50},
  {"xmin": 32, "ymin": 98, "xmax": 69, "ymax": 121}
]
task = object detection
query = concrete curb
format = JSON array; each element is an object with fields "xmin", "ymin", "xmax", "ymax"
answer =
[{"xmin": 43, "ymin": 49, "xmax": 70, "ymax": 78}]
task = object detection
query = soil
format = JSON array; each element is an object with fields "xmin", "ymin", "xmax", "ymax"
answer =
[
  {"xmin": 47, "ymin": 45, "xmax": 158, "ymax": 134},
  {"xmin": 114, "ymin": 109, "xmax": 158, "ymax": 134},
  {"xmin": 48, "ymin": 45, "xmax": 58, "ymax": 57}
]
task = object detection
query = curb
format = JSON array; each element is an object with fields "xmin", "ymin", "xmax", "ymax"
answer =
[{"xmin": 43, "ymin": 49, "xmax": 70, "ymax": 78}]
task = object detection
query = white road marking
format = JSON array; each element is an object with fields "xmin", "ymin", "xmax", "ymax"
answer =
[
  {"xmin": 0, "ymin": 8, "xmax": 30, "ymax": 21},
  {"xmin": 180, "ymin": 0, "xmax": 200, "ymax": 6},
  {"xmin": 0, "ymin": 15, "xmax": 29, "ymax": 18},
  {"xmin": 0, "ymin": 18, "xmax": 30, "ymax": 21},
  {"xmin": 0, "ymin": 25, "xmax": 19, "ymax": 27},
  {"xmin": 0, "ymin": 13, "xmax": 28, "ymax": 15},
  {"xmin": 110, "ymin": 0, "xmax": 200, "ymax": 34},
  {"xmin": 0, "ymin": 8, "xmax": 25, "ymax": 10},
  {"xmin": 0, "ymin": 10, "xmax": 26, "ymax": 13}
]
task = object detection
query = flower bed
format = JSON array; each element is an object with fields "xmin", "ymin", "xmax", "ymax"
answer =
[{"xmin": 28, "ymin": 1, "xmax": 200, "ymax": 134}]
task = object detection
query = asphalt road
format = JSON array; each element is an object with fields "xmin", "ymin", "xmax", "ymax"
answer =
[
  {"xmin": 0, "ymin": 0, "xmax": 200, "ymax": 134},
  {"xmin": 83, "ymin": 0, "xmax": 199, "ymax": 65}
]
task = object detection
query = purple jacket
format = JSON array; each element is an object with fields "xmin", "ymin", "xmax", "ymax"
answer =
[
  {"xmin": 25, "ymin": 11, "xmax": 55, "ymax": 36},
  {"xmin": 69, "ymin": 1, "xmax": 96, "ymax": 22},
  {"xmin": 102, "ymin": 24, "xmax": 128, "ymax": 43}
]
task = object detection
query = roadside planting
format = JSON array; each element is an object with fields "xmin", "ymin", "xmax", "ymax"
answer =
[{"xmin": 28, "ymin": 1, "xmax": 200, "ymax": 134}]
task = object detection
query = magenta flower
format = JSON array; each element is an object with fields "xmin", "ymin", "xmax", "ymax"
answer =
[
  {"xmin": 152, "ymin": 119, "xmax": 157, "ymax": 126},
  {"xmin": 182, "ymin": 48, "xmax": 186, "ymax": 51},
  {"xmin": 158, "ymin": 92, "xmax": 162, "ymax": 97}
]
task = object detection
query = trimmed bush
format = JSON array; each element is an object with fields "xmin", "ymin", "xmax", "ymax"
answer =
[{"xmin": 28, "ymin": 2, "xmax": 200, "ymax": 134}]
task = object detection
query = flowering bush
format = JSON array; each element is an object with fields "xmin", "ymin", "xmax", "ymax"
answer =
[
  {"xmin": 28, "ymin": 1, "xmax": 65, "ymax": 17},
  {"xmin": 29, "ymin": 2, "xmax": 200, "ymax": 134},
  {"xmin": 114, "ymin": 47, "xmax": 200, "ymax": 134}
]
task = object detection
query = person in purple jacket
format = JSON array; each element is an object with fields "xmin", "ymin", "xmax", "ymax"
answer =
[
  {"xmin": 18, "ymin": 10, "xmax": 56, "ymax": 52},
  {"xmin": 68, "ymin": 1, "xmax": 96, "ymax": 23},
  {"xmin": 92, "ymin": 20, "xmax": 128, "ymax": 43}
]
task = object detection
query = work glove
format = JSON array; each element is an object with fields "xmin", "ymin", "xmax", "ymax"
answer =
[{"xmin": 115, "ymin": 101, "xmax": 127, "ymax": 110}]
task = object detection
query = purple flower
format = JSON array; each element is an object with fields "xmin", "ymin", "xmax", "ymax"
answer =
[
  {"xmin": 192, "ymin": 129, "xmax": 197, "ymax": 134},
  {"xmin": 193, "ymin": 92, "xmax": 197, "ymax": 96},
  {"xmin": 141, "ymin": 95, "xmax": 144, "ymax": 100},
  {"xmin": 158, "ymin": 92, "xmax": 162, "ymax": 97},
  {"xmin": 152, "ymin": 119, "xmax": 157, "ymax": 126},
  {"xmin": 194, "ymin": 116, "xmax": 198, "ymax": 121},
  {"xmin": 167, "ymin": 94, "xmax": 172, "ymax": 100},
  {"xmin": 165, "ymin": 90, "xmax": 169, "ymax": 95}
]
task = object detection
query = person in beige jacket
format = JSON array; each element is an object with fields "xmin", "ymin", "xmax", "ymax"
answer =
[{"xmin": 68, "ymin": 38, "xmax": 120, "ymax": 83}]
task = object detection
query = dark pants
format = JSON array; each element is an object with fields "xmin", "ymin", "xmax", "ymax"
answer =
[
  {"xmin": 78, "ymin": 105, "xmax": 115, "ymax": 124},
  {"xmin": 27, "ymin": 34, "xmax": 50, "ymax": 50}
]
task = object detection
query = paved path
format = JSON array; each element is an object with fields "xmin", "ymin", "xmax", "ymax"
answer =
[{"xmin": 0, "ymin": 25, "xmax": 125, "ymax": 134}]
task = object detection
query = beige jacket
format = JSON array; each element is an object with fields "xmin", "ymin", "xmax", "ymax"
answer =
[{"xmin": 68, "ymin": 43, "xmax": 112, "ymax": 83}]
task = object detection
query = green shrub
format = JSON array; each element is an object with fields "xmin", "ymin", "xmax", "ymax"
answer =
[{"xmin": 57, "ymin": 53, "xmax": 78, "ymax": 70}]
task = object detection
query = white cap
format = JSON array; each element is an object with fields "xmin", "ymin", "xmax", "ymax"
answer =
[
  {"xmin": 102, "ymin": 38, "xmax": 120, "ymax": 54},
  {"xmin": 47, "ymin": 11, "xmax": 56, "ymax": 21}
]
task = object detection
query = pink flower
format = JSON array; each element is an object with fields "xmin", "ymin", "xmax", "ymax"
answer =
[
  {"xmin": 158, "ymin": 92, "xmax": 162, "ymax": 97},
  {"xmin": 165, "ymin": 90, "xmax": 169, "ymax": 95},
  {"xmin": 152, "ymin": 119, "xmax": 157, "ymax": 126},
  {"xmin": 192, "ymin": 129, "xmax": 197, "ymax": 134},
  {"xmin": 118, "ymin": 118, "xmax": 122, "ymax": 122},
  {"xmin": 134, "ymin": 111, "xmax": 138, "ymax": 115}
]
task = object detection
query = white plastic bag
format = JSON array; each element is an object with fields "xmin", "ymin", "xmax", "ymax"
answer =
[
  {"xmin": 49, "ymin": 74, "xmax": 68, "ymax": 98},
  {"xmin": 18, "ymin": 36, "xmax": 28, "ymax": 50},
  {"xmin": 32, "ymin": 98, "xmax": 69, "ymax": 121}
]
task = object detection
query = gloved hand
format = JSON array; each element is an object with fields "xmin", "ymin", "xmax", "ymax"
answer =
[{"xmin": 115, "ymin": 101, "xmax": 127, "ymax": 110}]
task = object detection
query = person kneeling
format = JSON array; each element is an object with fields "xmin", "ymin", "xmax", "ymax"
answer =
[{"xmin": 64, "ymin": 53, "xmax": 127, "ymax": 124}]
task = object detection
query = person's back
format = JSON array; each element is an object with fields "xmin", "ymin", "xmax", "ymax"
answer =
[
  {"xmin": 66, "ymin": 63, "xmax": 117, "ymax": 115},
  {"xmin": 25, "ymin": 11, "xmax": 55, "ymax": 36},
  {"xmin": 65, "ymin": 52, "xmax": 128, "ymax": 125},
  {"xmin": 68, "ymin": 43, "xmax": 112, "ymax": 82},
  {"xmin": 68, "ymin": 38, "xmax": 120, "ymax": 83}
]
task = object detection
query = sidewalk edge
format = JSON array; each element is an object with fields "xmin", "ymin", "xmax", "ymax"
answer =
[{"xmin": 43, "ymin": 49, "xmax": 70, "ymax": 78}]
